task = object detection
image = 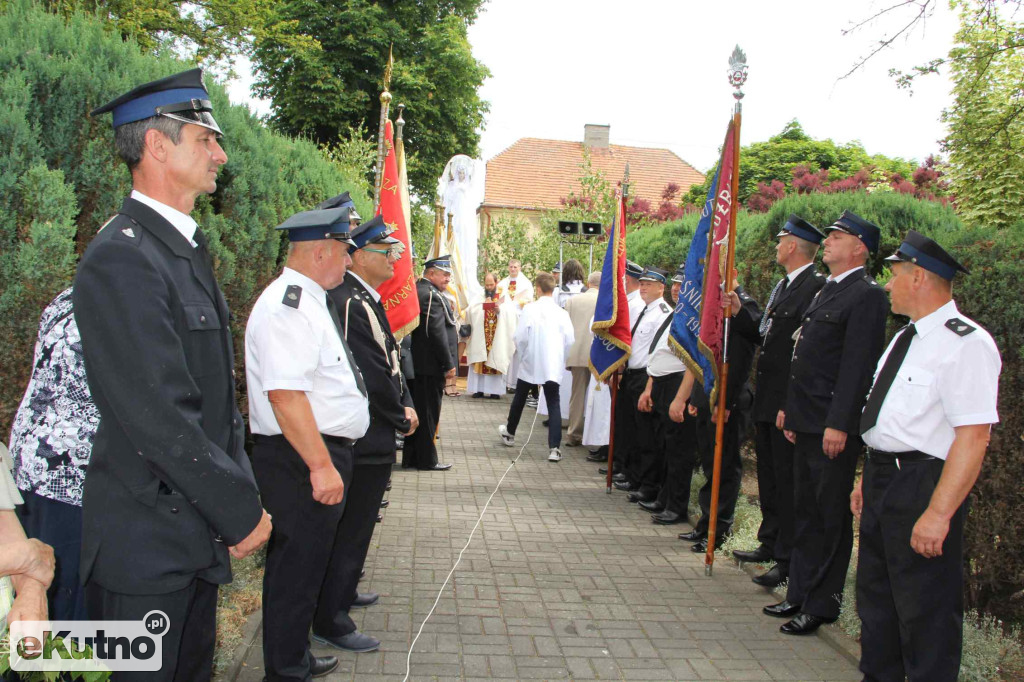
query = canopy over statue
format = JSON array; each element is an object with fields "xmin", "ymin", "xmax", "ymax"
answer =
[{"xmin": 432, "ymin": 154, "xmax": 485, "ymax": 300}]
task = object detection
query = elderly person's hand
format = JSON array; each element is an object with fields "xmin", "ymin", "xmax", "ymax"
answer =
[
  {"xmin": 8, "ymin": 577, "xmax": 48, "ymax": 624},
  {"xmin": 11, "ymin": 538, "xmax": 55, "ymax": 588}
]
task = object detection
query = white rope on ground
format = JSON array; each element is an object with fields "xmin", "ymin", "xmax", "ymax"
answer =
[{"xmin": 402, "ymin": 405, "xmax": 540, "ymax": 682}]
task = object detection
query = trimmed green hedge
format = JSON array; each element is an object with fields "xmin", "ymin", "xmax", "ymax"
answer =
[
  {"xmin": 0, "ymin": 0, "xmax": 370, "ymax": 433},
  {"xmin": 628, "ymin": 191, "xmax": 1024, "ymax": 628}
]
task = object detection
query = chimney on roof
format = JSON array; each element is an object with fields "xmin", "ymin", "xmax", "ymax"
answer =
[{"xmin": 583, "ymin": 124, "xmax": 609, "ymax": 149}]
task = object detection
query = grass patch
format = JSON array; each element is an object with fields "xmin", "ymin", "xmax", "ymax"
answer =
[{"xmin": 214, "ymin": 549, "xmax": 266, "ymax": 677}]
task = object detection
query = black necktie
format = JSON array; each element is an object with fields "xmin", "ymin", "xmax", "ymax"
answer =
[
  {"xmin": 631, "ymin": 305, "xmax": 647, "ymax": 336},
  {"xmin": 860, "ymin": 324, "xmax": 917, "ymax": 434},
  {"xmin": 324, "ymin": 294, "xmax": 368, "ymax": 397}
]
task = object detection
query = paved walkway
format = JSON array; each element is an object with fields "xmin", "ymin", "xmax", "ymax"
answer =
[{"xmin": 230, "ymin": 392, "xmax": 861, "ymax": 681}]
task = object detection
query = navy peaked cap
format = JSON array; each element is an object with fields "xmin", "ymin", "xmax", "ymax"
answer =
[
  {"xmin": 349, "ymin": 215, "xmax": 400, "ymax": 253},
  {"xmin": 672, "ymin": 264, "xmax": 686, "ymax": 283},
  {"xmin": 777, "ymin": 214, "xmax": 825, "ymax": 244},
  {"xmin": 90, "ymin": 68, "xmax": 222, "ymax": 135},
  {"xmin": 885, "ymin": 230, "xmax": 968, "ymax": 280},
  {"xmin": 825, "ymin": 210, "xmax": 881, "ymax": 254},
  {"xmin": 275, "ymin": 207, "xmax": 356, "ymax": 244},
  {"xmin": 639, "ymin": 267, "xmax": 669, "ymax": 284},
  {"xmin": 625, "ymin": 260, "xmax": 643, "ymax": 279},
  {"xmin": 424, "ymin": 255, "xmax": 453, "ymax": 273}
]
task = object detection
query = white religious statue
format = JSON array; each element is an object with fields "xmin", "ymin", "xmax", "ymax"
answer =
[{"xmin": 436, "ymin": 154, "xmax": 486, "ymax": 297}]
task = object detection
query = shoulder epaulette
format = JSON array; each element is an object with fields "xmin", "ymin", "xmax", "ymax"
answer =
[
  {"xmin": 945, "ymin": 317, "xmax": 976, "ymax": 336},
  {"xmin": 109, "ymin": 216, "xmax": 141, "ymax": 243},
  {"xmin": 659, "ymin": 301, "xmax": 671, "ymax": 313},
  {"xmin": 282, "ymin": 284, "xmax": 302, "ymax": 309}
]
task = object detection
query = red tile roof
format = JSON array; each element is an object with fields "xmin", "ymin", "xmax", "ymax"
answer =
[{"xmin": 483, "ymin": 138, "xmax": 706, "ymax": 211}]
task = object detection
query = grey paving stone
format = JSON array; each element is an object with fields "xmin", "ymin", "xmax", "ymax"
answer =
[{"xmin": 223, "ymin": 393, "xmax": 860, "ymax": 681}]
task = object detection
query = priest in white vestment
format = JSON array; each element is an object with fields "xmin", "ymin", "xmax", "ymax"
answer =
[
  {"xmin": 498, "ymin": 258, "xmax": 534, "ymax": 390},
  {"xmin": 496, "ymin": 273, "xmax": 574, "ymax": 462},
  {"xmin": 466, "ymin": 273, "xmax": 516, "ymax": 398}
]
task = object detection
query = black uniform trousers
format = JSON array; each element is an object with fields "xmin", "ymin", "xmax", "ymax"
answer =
[
  {"xmin": 253, "ymin": 435, "xmax": 354, "ymax": 682},
  {"xmin": 506, "ymin": 379, "xmax": 561, "ymax": 449},
  {"xmin": 753, "ymin": 421, "xmax": 796, "ymax": 568},
  {"xmin": 18, "ymin": 491, "xmax": 88, "ymax": 620},
  {"xmin": 786, "ymin": 431, "xmax": 860, "ymax": 621},
  {"xmin": 313, "ymin": 460, "xmax": 392, "ymax": 638},
  {"xmin": 857, "ymin": 456, "xmax": 964, "ymax": 682},
  {"xmin": 692, "ymin": 407, "xmax": 746, "ymax": 538},
  {"xmin": 614, "ymin": 369, "xmax": 648, "ymax": 482},
  {"xmin": 84, "ymin": 577, "xmax": 218, "ymax": 682},
  {"xmin": 652, "ymin": 374, "xmax": 697, "ymax": 517},
  {"xmin": 402, "ymin": 375, "xmax": 444, "ymax": 469}
]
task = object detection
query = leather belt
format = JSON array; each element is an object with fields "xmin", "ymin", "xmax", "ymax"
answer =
[{"xmin": 867, "ymin": 448, "xmax": 939, "ymax": 469}]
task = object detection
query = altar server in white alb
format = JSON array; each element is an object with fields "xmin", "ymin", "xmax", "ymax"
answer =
[
  {"xmin": 466, "ymin": 271, "xmax": 516, "ymax": 398},
  {"xmin": 498, "ymin": 273, "xmax": 575, "ymax": 461},
  {"xmin": 853, "ymin": 230, "xmax": 1001, "ymax": 682}
]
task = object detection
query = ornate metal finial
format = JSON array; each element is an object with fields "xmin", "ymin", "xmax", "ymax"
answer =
[
  {"xmin": 396, "ymin": 103, "xmax": 406, "ymax": 141},
  {"xmin": 728, "ymin": 45, "xmax": 748, "ymax": 101},
  {"xmin": 383, "ymin": 45, "xmax": 394, "ymax": 92}
]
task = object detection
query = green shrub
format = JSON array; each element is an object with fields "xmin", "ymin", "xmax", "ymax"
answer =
[{"xmin": 0, "ymin": 0, "xmax": 371, "ymax": 434}]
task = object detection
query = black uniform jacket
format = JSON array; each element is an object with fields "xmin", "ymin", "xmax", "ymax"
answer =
[
  {"xmin": 328, "ymin": 272, "xmax": 413, "ymax": 461},
  {"xmin": 692, "ymin": 287, "xmax": 761, "ymax": 413},
  {"xmin": 410, "ymin": 278, "xmax": 458, "ymax": 377},
  {"xmin": 734, "ymin": 266, "xmax": 827, "ymax": 423},
  {"xmin": 783, "ymin": 269, "xmax": 890, "ymax": 435},
  {"xmin": 73, "ymin": 197, "xmax": 262, "ymax": 595}
]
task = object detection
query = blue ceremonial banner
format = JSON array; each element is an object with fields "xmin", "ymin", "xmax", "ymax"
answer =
[
  {"xmin": 669, "ymin": 165, "xmax": 721, "ymax": 396},
  {"xmin": 589, "ymin": 191, "xmax": 631, "ymax": 381}
]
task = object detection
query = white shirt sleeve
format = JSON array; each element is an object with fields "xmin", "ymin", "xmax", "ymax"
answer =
[{"xmin": 941, "ymin": 335, "xmax": 1001, "ymax": 427}]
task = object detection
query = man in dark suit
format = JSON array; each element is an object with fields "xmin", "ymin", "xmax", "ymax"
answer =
[
  {"xmin": 402, "ymin": 256, "xmax": 457, "ymax": 471},
  {"xmin": 75, "ymin": 69, "xmax": 272, "ymax": 680},
  {"xmin": 677, "ymin": 283, "xmax": 761, "ymax": 554},
  {"xmin": 765, "ymin": 210, "xmax": 890, "ymax": 636},
  {"xmin": 317, "ymin": 215, "xmax": 419, "ymax": 652},
  {"xmin": 731, "ymin": 215, "xmax": 827, "ymax": 588}
]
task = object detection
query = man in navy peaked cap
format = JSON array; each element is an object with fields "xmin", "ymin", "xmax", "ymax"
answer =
[
  {"xmin": 74, "ymin": 68, "xmax": 272, "ymax": 680},
  {"xmin": 854, "ymin": 230, "xmax": 1000, "ymax": 681}
]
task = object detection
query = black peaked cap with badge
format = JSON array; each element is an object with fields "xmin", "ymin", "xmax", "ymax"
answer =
[
  {"xmin": 824, "ymin": 210, "xmax": 881, "ymax": 254},
  {"xmin": 777, "ymin": 214, "xmax": 826, "ymax": 244},
  {"xmin": 276, "ymin": 208, "xmax": 357, "ymax": 245},
  {"xmin": 91, "ymin": 67, "xmax": 222, "ymax": 135},
  {"xmin": 424, "ymin": 255, "xmax": 453, "ymax": 273},
  {"xmin": 349, "ymin": 215, "xmax": 400, "ymax": 253},
  {"xmin": 639, "ymin": 266, "xmax": 669, "ymax": 284},
  {"xmin": 884, "ymin": 230, "xmax": 969, "ymax": 281},
  {"xmin": 625, "ymin": 260, "xmax": 644, "ymax": 279},
  {"xmin": 672, "ymin": 264, "xmax": 686, "ymax": 284}
]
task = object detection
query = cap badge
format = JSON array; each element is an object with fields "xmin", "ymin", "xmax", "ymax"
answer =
[{"xmin": 121, "ymin": 227, "xmax": 135, "ymax": 238}]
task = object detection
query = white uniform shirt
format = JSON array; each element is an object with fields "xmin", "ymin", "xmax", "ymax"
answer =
[
  {"xmin": 862, "ymin": 300, "xmax": 1000, "ymax": 459},
  {"xmin": 514, "ymin": 296, "xmax": 575, "ymax": 385},
  {"xmin": 246, "ymin": 267, "xmax": 370, "ymax": 439},
  {"xmin": 628, "ymin": 298, "xmax": 672, "ymax": 370},
  {"xmin": 647, "ymin": 320, "xmax": 687, "ymax": 377},
  {"xmin": 627, "ymin": 289, "xmax": 644, "ymax": 326}
]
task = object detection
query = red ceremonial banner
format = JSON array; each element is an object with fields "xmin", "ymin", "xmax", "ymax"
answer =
[
  {"xmin": 697, "ymin": 120, "xmax": 737, "ymax": 381},
  {"xmin": 376, "ymin": 119, "xmax": 420, "ymax": 339}
]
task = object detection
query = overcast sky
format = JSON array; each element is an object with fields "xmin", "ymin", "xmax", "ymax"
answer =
[{"xmin": 226, "ymin": 0, "xmax": 958, "ymax": 173}]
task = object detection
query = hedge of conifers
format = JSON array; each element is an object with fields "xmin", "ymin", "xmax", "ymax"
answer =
[{"xmin": 0, "ymin": 1, "xmax": 371, "ymax": 434}]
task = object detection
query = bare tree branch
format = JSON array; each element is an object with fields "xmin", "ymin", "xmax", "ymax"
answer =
[{"xmin": 839, "ymin": 0, "xmax": 936, "ymax": 81}]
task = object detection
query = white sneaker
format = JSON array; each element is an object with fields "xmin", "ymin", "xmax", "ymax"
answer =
[
  {"xmin": 548, "ymin": 448, "xmax": 562, "ymax": 462},
  {"xmin": 498, "ymin": 425, "xmax": 515, "ymax": 447}
]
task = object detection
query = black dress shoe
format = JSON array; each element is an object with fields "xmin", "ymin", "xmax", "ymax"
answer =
[
  {"xmin": 586, "ymin": 452, "xmax": 605, "ymax": 462},
  {"xmin": 691, "ymin": 537, "xmax": 724, "ymax": 553},
  {"xmin": 488, "ymin": 394, "xmax": 501, "ymax": 399},
  {"xmin": 732, "ymin": 544, "xmax": 773, "ymax": 563},
  {"xmin": 612, "ymin": 472, "xmax": 627, "ymax": 482},
  {"xmin": 471, "ymin": 391, "xmax": 484, "ymax": 398},
  {"xmin": 351, "ymin": 591, "xmax": 379, "ymax": 608},
  {"xmin": 311, "ymin": 630, "xmax": 381, "ymax": 652},
  {"xmin": 780, "ymin": 612, "xmax": 833, "ymax": 635},
  {"xmin": 678, "ymin": 529, "xmax": 706, "ymax": 543},
  {"xmin": 376, "ymin": 514, "xmax": 382, "ymax": 522},
  {"xmin": 763, "ymin": 599, "xmax": 801, "ymax": 618},
  {"xmin": 627, "ymin": 491, "xmax": 655, "ymax": 504},
  {"xmin": 422, "ymin": 463, "xmax": 452, "ymax": 471},
  {"xmin": 311, "ymin": 655, "xmax": 340, "ymax": 677},
  {"xmin": 380, "ymin": 499, "xmax": 389, "ymax": 508},
  {"xmin": 752, "ymin": 564, "xmax": 788, "ymax": 588},
  {"xmin": 638, "ymin": 499, "xmax": 665, "ymax": 512},
  {"xmin": 597, "ymin": 467, "xmax": 608, "ymax": 475},
  {"xmin": 542, "ymin": 419, "xmax": 549, "ymax": 427},
  {"xmin": 651, "ymin": 510, "xmax": 686, "ymax": 525},
  {"xmin": 385, "ymin": 480, "xmax": 392, "ymax": 491},
  {"xmin": 613, "ymin": 480, "xmax": 639, "ymax": 492}
]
